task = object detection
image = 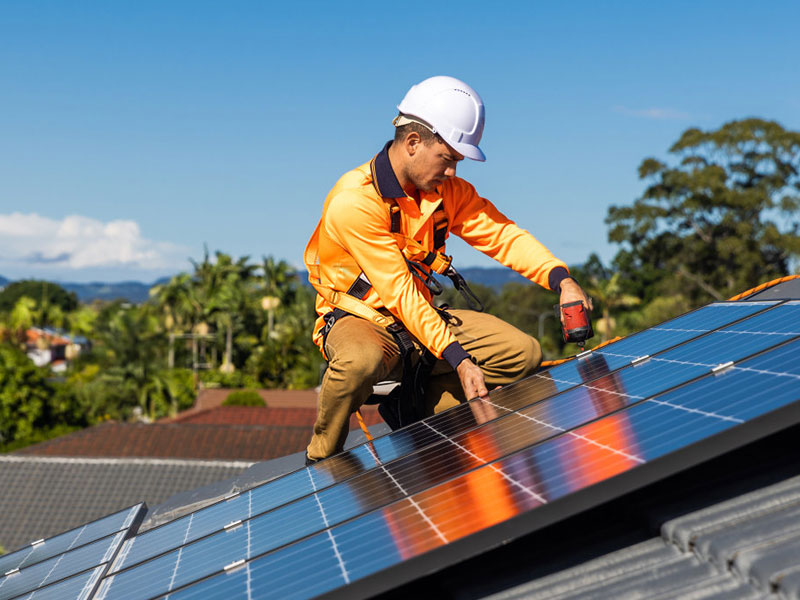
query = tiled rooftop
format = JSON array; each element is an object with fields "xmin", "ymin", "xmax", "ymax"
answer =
[
  {"xmin": 166, "ymin": 404, "xmax": 383, "ymax": 427},
  {"xmin": 13, "ymin": 422, "xmax": 313, "ymax": 462}
]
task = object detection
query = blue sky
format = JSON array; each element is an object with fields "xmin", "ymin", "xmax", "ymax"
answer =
[{"xmin": 1, "ymin": 0, "xmax": 798, "ymax": 283}]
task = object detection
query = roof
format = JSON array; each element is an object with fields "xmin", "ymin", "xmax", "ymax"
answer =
[
  {"xmin": 161, "ymin": 387, "xmax": 382, "ymax": 429},
  {"xmin": 13, "ymin": 421, "xmax": 313, "ymax": 462},
  {"xmin": 481, "ymin": 474, "xmax": 800, "ymax": 600},
  {"xmin": 0, "ymin": 455, "xmax": 250, "ymax": 554},
  {"xmin": 164, "ymin": 404, "xmax": 383, "ymax": 428}
]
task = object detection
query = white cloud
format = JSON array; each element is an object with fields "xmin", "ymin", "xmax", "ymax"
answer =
[
  {"xmin": 614, "ymin": 105, "xmax": 690, "ymax": 120},
  {"xmin": 0, "ymin": 212, "xmax": 188, "ymax": 272}
]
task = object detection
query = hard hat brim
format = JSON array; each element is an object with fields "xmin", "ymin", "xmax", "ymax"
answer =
[{"xmin": 448, "ymin": 140, "xmax": 486, "ymax": 162}]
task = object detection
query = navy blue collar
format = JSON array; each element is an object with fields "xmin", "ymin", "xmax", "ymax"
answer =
[{"xmin": 372, "ymin": 141, "xmax": 406, "ymax": 199}]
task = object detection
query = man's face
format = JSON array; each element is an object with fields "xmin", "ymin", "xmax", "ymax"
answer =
[{"xmin": 407, "ymin": 139, "xmax": 464, "ymax": 192}]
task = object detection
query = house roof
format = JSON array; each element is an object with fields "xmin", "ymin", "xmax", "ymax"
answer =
[
  {"xmin": 164, "ymin": 404, "xmax": 383, "ymax": 428},
  {"xmin": 0, "ymin": 455, "xmax": 250, "ymax": 555},
  {"xmin": 13, "ymin": 421, "xmax": 313, "ymax": 462}
]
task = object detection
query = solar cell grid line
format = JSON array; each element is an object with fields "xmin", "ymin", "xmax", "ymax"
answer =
[
  {"xmin": 0, "ymin": 504, "xmax": 145, "ymax": 575},
  {"xmin": 158, "ymin": 338, "xmax": 800, "ymax": 600},
  {"xmin": 7, "ymin": 566, "xmax": 106, "ymax": 600},
  {"xmin": 95, "ymin": 305, "xmax": 800, "ymax": 599},
  {"xmin": 0, "ymin": 532, "xmax": 126, "ymax": 600},
  {"xmin": 108, "ymin": 301, "xmax": 784, "ymax": 575}
]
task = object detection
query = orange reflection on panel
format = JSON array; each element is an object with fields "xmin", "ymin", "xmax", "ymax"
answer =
[
  {"xmin": 416, "ymin": 463, "xmax": 537, "ymax": 541},
  {"xmin": 382, "ymin": 499, "xmax": 448, "ymax": 561},
  {"xmin": 565, "ymin": 412, "xmax": 641, "ymax": 489}
]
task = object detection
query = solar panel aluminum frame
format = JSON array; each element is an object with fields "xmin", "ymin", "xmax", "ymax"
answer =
[{"xmin": 312, "ymin": 345, "xmax": 800, "ymax": 600}]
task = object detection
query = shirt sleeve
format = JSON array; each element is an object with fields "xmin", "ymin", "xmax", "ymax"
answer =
[
  {"xmin": 325, "ymin": 190, "xmax": 464, "ymax": 360},
  {"xmin": 446, "ymin": 178, "xmax": 569, "ymax": 290}
]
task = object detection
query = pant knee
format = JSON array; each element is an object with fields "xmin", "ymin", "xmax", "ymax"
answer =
[{"xmin": 327, "ymin": 345, "xmax": 385, "ymax": 385}]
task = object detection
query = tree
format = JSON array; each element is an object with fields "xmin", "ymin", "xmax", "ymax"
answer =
[
  {"xmin": 607, "ymin": 119, "xmax": 800, "ymax": 304},
  {"xmin": 0, "ymin": 344, "xmax": 54, "ymax": 445},
  {"xmin": 9, "ymin": 296, "xmax": 36, "ymax": 344},
  {"xmin": 89, "ymin": 304, "xmax": 193, "ymax": 420},
  {"xmin": 150, "ymin": 273, "xmax": 194, "ymax": 368},
  {"xmin": 0, "ymin": 280, "xmax": 78, "ymax": 316}
]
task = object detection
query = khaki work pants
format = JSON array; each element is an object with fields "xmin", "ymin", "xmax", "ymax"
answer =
[{"xmin": 306, "ymin": 309, "xmax": 542, "ymax": 461}]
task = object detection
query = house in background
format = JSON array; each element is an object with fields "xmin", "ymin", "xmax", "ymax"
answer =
[{"xmin": 25, "ymin": 326, "xmax": 89, "ymax": 372}]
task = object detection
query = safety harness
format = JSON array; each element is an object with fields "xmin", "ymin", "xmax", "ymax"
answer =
[{"xmin": 304, "ymin": 154, "xmax": 483, "ymax": 428}]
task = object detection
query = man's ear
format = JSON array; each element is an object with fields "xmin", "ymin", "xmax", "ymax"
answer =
[{"xmin": 403, "ymin": 131, "xmax": 422, "ymax": 156}]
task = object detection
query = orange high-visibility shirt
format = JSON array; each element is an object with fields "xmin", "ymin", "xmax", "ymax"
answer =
[{"xmin": 305, "ymin": 142, "xmax": 569, "ymax": 362}]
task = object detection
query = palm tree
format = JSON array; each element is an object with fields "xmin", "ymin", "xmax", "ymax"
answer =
[
  {"xmin": 150, "ymin": 273, "xmax": 194, "ymax": 367},
  {"xmin": 99, "ymin": 305, "xmax": 174, "ymax": 420},
  {"xmin": 260, "ymin": 256, "xmax": 297, "ymax": 337},
  {"xmin": 188, "ymin": 248, "xmax": 259, "ymax": 372}
]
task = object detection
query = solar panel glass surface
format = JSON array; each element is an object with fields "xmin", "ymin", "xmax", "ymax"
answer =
[
  {"xmin": 97, "ymin": 302, "xmax": 799, "ymax": 599},
  {"xmin": 159, "ymin": 335, "xmax": 800, "ymax": 600},
  {"xmin": 109, "ymin": 302, "xmax": 774, "ymax": 574}
]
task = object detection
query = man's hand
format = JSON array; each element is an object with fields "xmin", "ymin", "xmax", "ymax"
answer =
[
  {"xmin": 559, "ymin": 277, "xmax": 592, "ymax": 315},
  {"xmin": 456, "ymin": 358, "xmax": 489, "ymax": 401}
]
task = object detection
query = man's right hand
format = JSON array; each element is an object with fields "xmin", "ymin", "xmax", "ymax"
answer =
[{"xmin": 457, "ymin": 358, "xmax": 489, "ymax": 401}]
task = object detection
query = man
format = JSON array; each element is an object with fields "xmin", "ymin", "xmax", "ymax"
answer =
[{"xmin": 304, "ymin": 75, "xmax": 590, "ymax": 462}]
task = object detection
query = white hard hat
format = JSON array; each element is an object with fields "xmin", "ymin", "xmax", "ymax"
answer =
[{"xmin": 396, "ymin": 75, "xmax": 486, "ymax": 162}]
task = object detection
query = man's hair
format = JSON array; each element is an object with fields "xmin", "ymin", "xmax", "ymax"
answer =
[{"xmin": 394, "ymin": 119, "xmax": 443, "ymax": 145}]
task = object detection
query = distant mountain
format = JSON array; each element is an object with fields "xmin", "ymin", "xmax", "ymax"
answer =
[
  {"xmin": 0, "ymin": 276, "xmax": 170, "ymax": 303},
  {"xmin": 61, "ymin": 280, "xmax": 167, "ymax": 303}
]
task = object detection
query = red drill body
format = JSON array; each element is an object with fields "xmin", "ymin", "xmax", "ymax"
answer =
[{"xmin": 557, "ymin": 301, "xmax": 594, "ymax": 350}]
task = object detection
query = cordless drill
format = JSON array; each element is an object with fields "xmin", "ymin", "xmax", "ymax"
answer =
[{"xmin": 555, "ymin": 301, "xmax": 594, "ymax": 351}]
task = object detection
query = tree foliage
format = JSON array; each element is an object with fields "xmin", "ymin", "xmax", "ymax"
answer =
[
  {"xmin": 607, "ymin": 118, "xmax": 800, "ymax": 303},
  {"xmin": 0, "ymin": 280, "xmax": 78, "ymax": 316}
]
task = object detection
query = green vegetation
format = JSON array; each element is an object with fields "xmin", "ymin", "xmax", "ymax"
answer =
[
  {"xmin": 0, "ymin": 118, "xmax": 797, "ymax": 452},
  {"xmin": 223, "ymin": 389, "xmax": 266, "ymax": 406},
  {"xmin": 607, "ymin": 118, "xmax": 800, "ymax": 305},
  {"xmin": 0, "ymin": 253, "xmax": 322, "ymax": 450}
]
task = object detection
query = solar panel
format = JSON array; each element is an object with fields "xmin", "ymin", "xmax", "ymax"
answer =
[
  {"xmin": 94, "ymin": 301, "xmax": 800, "ymax": 599},
  {"xmin": 0, "ymin": 533, "xmax": 125, "ymax": 600},
  {"xmin": 153, "ymin": 334, "xmax": 800, "ymax": 600},
  {"xmin": 107, "ymin": 301, "xmax": 774, "ymax": 574},
  {"xmin": 0, "ymin": 505, "xmax": 144, "ymax": 575},
  {"xmin": 7, "ymin": 566, "xmax": 105, "ymax": 600}
]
